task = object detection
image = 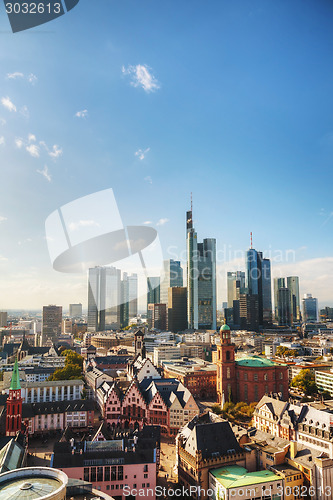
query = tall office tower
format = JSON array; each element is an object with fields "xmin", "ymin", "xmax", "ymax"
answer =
[
  {"xmin": 88, "ymin": 266, "xmax": 121, "ymax": 332},
  {"xmin": 277, "ymin": 288, "xmax": 291, "ymax": 326},
  {"xmin": 119, "ymin": 273, "xmax": 138, "ymax": 328},
  {"xmin": 168, "ymin": 287, "xmax": 187, "ymax": 333},
  {"xmin": 69, "ymin": 303, "xmax": 82, "ymax": 318},
  {"xmin": 160, "ymin": 259, "xmax": 183, "ymax": 309},
  {"xmin": 246, "ymin": 247, "xmax": 263, "ymax": 326},
  {"xmin": 261, "ymin": 258, "xmax": 272, "ymax": 325},
  {"xmin": 186, "ymin": 204, "xmax": 216, "ymax": 330},
  {"xmin": 302, "ymin": 294, "xmax": 318, "ymax": 322},
  {"xmin": 120, "ymin": 273, "xmax": 129, "ymax": 328},
  {"xmin": 147, "ymin": 303, "xmax": 167, "ymax": 331},
  {"xmin": 287, "ymin": 276, "xmax": 300, "ymax": 323},
  {"xmin": 197, "ymin": 238, "xmax": 217, "ymax": 330},
  {"xmin": 0, "ymin": 312, "xmax": 7, "ymax": 328},
  {"xmin": 227, "ymin": 272, "xmax": 245, "ymax": 308},
  {"xmin": 147, "ymin": 277, "xmax": 160, "ymax": 308},
  {"xmin": 274, "ymin": 277, "xmax": 286, "ymax": 321},
  {"xmin": 239, "ymin": 294, "xmax": 259, "ymax": 332},
  {"xmin": 128, "ymin": 274, "xmax": 138, "ymax": 318},
  {"xmin": 41, "ymin": 305, "xmax": 62, "ymax": 345},
  {"xmin": 186, "ymin": 206, "xmax": 198, "ymax": 329}
]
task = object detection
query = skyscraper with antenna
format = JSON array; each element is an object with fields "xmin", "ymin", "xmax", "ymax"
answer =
[{"xmin": 186, "ymin": 196, "xmax": 217, "ymax": 330}]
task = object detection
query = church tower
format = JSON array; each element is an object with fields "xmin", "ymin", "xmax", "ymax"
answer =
[
  {"xmin": 134, "ymin": 330, "xmax": 146, "ymax": 359},
  {"xmin": 216, "ymin": 322, "xmax": 237, "ymax": 405},
  {"xmin": 6, "ymin": 359, "xmax": 23, "ymax": 436}
]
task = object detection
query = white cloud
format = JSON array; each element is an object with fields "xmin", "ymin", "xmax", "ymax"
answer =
[
  {"xmin": 48, "ymin": 144, "xmax": 62, "ymax": 160},
  {"xmin": 0, "ymin": 136, "xmax": 5, "ymax": 146},
  {"xmin": 1, "ymin": 96, "xmax": 16, "ymax": 112},
  {"xmin": 144, "ymin": 175, "xmax": 153, "ymax": 184},
  {"xmin": 28, "ymin": 73, "xmax": 38, "ymax": 85},
  {"xmin": 0, "ymin": 216, "xmax": 7, "ymax": 222},
  {"xmin": 68, "ymin": 220, "xmax": 100, "ymax": 231},
  {"xmin": 0, "ymin": 255, "xmax": 8, "ymax": 262},
  {"xmin": 0, "ymin": 118, "xmax": 6, "ymax": 126},
  {"xmin": 122, "ymin": 64, "xmax": 160, "ymax": 93},
  {"xmin": 156, "ymin": 218, "xmax": 169, "ymax": 226},
  {"xmin": 26, "ymin": 144, "xmax": 40, "ymax": 158},
  {"xmin": 37, "ymin": 165, "xmax": 51, "ymax": 182},
  {"xmin": 28, "ymin": 133, "xmax": 36, "ymax": 142},
  {"xmin": 6, "ymin": 72, "xmax": 37, "ymax": 84},
  {"xmin": 6, "ymin": 72, "xmax": 24, "ymax": 80},
  {"xmin": 75, "ymin": 109, "xmax": 88, "ymax": 118},
  {"xmin": 20, "ymin": 105, "xmax": 29, "ymax": 118},
  {"xmin": 135, "ymin": 147, "xmax": 150, "ymax": 160},
  {"xmin": 143, "ymin": 221, "xmax": 152, "ymax": 225},
  {"xmin": 15, "ymin": 138, "xmax": 23, "ymax": 148}
]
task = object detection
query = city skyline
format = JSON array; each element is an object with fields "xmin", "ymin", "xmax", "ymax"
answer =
[{"xmin": 0, "ymin": 0, "xmax": 332, "ymax": 309}]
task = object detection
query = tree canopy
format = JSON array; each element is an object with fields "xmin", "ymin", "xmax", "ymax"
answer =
[
  {"xmin": 276, "ymin": 346, "xmax": 299, "ymax": 358},
  {"xmin": 291, "ymin": 369, "xmax": 318, "ymax": 395},
  {"xmin": 49, "ymin": 349, "xmax": 84, "ymax": 381}
]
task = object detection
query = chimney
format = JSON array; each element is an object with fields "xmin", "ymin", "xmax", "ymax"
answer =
[{"xmin": 290, "ymin": 441, "xmax": 297, "ymax": 459}]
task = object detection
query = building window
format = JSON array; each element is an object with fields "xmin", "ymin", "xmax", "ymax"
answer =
[
  {"xmin": 254, "ymin": 385, "xmax": 258, "ymax": 401},
  {"xmin": 254, "ymin": 373, "xmax": 258, "ymax": 381},
  {"xmin": 264, "ymin": 373, "xmax": 268, "ymax": 381},
  {"xmin": 244, "ymin": 384, "xmax": 248, "ymax": 401},
  {"xmin": 226, "ymin": 351, "xmax": 230, "ymax": 361},
  {"xmin": 227, "ymin": 367, "xmax": 231, "ymax": 379}
]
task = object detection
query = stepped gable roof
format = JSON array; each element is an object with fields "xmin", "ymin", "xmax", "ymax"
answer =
[{"xmin": 140, "ymin": 378, "xmax": 191, "ymax": 408}]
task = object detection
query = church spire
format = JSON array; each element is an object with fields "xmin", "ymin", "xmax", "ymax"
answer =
[{"xmin": 10, "ymin": 358, "xmax": 21, "ymax": 390}]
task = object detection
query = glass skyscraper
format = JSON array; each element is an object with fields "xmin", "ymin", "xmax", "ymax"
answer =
[
  {"xmin": 287, "ymin": 276, "xmax": 300, "ymax": 322},
  {"xmin": 88, "ymin": 266, "xmax": 121, "ymax": 331},
  {"xmin": 186, "ymin": 206, "xmax": 216, "ymax": 330},
  {"xmin": 302, "ymin": 294, "xmax": 318, "ymax": 322},
  {"xmin": 262, "ymin": 258, "xmax": 272, "ymax": 325},
  {"xmin": 160, "ymin": 259, "xmax": 183, "ymax": 309}
]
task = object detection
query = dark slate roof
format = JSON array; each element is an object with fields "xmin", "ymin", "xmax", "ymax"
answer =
[
  {"xmin": 94, "ymin": 355, "xmax": 131, "ymax": 365},
  {"xmin": 182, "ymin": 416, "xmax": 242, "ymax": 459},
  {"xmin": 22, "ymin": 399, "xmax": 94, "ymax": 418},
  {"xmin": 3, "ymin": 344, "xmax": 20, "ymax": 355}
]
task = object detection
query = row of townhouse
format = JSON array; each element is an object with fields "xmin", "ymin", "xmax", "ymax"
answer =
[
  {"xmin": 97, "ymin": 377, "xmax": 199, "ymax": 436},
  {"xmin": 254, "ymin": 395, "xmax": 333, "ymax": 457}
]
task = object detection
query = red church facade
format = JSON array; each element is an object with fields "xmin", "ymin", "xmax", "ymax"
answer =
[{"xmin": 217, "ymin": 324, "xmax": 288, "ymax": 404}]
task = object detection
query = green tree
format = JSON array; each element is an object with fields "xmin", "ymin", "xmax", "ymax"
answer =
[
  {"xmin": 276, "ymin": 346, "xmax": 299, "ymax": 358},
  {"xmin": 211, "ymin": 404, "xmax": 222, "ymax": 415},
  {"xmin": 61, "ymin": 349, "xmax": 84, "ymax": 369},
  {"xmin": 291, "ymin": 369, "xmax": 318, "ymax": 395},
  {"xmin": 49, "ymin": 364, "xmax": 83, "ymax": 381}
]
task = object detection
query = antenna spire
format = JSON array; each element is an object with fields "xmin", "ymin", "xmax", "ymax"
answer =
[{"xmin": 250, "ymin": 232, "xmax": 253, "ymax": 249}]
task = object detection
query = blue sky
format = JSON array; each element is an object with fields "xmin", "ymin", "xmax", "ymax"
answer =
[{"xmin": 0, "ymin": 0, "xmax": 332, "ymax": 309}]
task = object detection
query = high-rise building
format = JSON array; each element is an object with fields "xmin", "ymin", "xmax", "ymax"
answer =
[
  {"xmin": 246, "ymin": 248, "xmax": 263, "ymax": 326},
  {"xmin": 88, "ymin": 266, "xmax": 121, "ymax": 332},
  {"xmin": 287, "ymin": 276, "xmax": 300, "ymax": 322},
  {"xmin": 0, "ymin": 312, "xmax": 7, "ymax": 328},
  {"xmin": 41, "ymin": 305, "xmax": 62, "ymax": 345},
  {"xmin": 120, "ymin": 272, "xmax": 138, "ymax": 328},
  {"xmin": 239, "ymin": 294, "xmax": 259, "ymax": 332},
  {"xmin": 274, "ymin": 277, "xmax": 285, "ymax": 321},
  {"xmin": 168, "ymin": 287, "xmax": 187, "ymax": 333},
  {"xmin": 69, "ymin": 303, "xmax": 82, "ymax": 318},
  {"xmin": 227, "ymin": 272, "xmax": 245, "ymax": 308},
  {"xmin": 197, "ymin": 238, "xmax": 217, "ymax": 330},
  {"xmin": 262, "ymin": 258, "xmax": 272, "ymax": 325},
  {"xmin": 160, "ymin": 259, "xmax": 183, "ymax": 310},
  {"xmin": 186, "ymin": 205, "xmax": 216, "ymax": 330},
  {"xmin": 277, "ymin": 288, "xmax": 291, "ymax": 326},
  {"xmin": 147, "ymin": 277, "xmax": 160, "ymax": 308},
  {"xmin": 302, "ymin": 294, "xmax": 318, "ymax": 322},
  {"xmin": 186, "ymin": 207, "xmax": 198, "ymax": 329},
  {"xmin": 147, "ymin": 303, "xmax": 167, "ymax": 331}
]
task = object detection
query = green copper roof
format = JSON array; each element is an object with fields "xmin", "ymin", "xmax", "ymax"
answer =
[
  {"xmin": 236, "ymin": 355, "xmax": 278, "ymax": 367},
  {"xmin": 220, "ymin": 323, "xmax": 230, "ymax": 331},
  {"xmin": 211, "ymin": 465, "xmax": 280, "ymax": 489},
  {"xmin": 10, "ymin": 359, "xmax": 21, "ymax": 390}
]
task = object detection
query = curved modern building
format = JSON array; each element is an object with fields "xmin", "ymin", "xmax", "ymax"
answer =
[{"xmin": 0, "ymin": 467, "xmax": 67, "ymax": 500}]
